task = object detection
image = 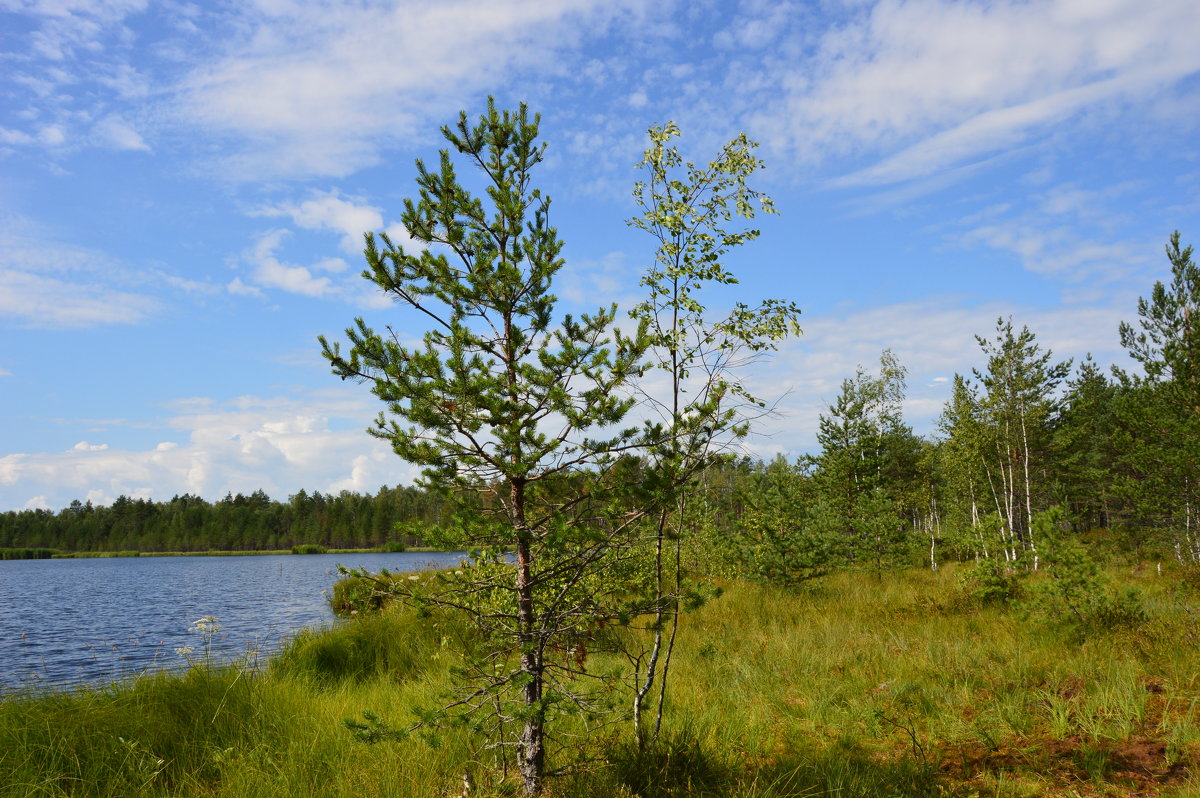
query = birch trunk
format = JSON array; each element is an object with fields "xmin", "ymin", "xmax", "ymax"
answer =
[{"xmin": 1019, "ymin": 413, "xmax": 1038, "ymax": 570}]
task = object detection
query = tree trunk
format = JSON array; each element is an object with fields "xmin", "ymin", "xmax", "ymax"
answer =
[
  {"xmin": 513, "ymin": 480, "xmax": 544, "ymax": 797},
  {"xmin": 1019, "ymin": 413, "xmax": 1038, "ymax": 570}
]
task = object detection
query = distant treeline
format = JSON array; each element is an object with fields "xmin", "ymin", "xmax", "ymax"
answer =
[
  {"xmin": 0, "ymin": 547, "xmax": 56, "ymax": 560},
  {"xmin": 0, "ymin": 486, "xmax": 444, "ymax": 554}
]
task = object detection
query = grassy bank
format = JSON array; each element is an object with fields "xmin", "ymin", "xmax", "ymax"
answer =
[{"xmin": 2, "ymin": 564, "xmax": 1197, "ymax": 797}]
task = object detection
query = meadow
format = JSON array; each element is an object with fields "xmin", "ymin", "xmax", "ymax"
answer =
[{"xmin": 2, "ymin": 562, "xmax": 1197, "ymax": 797}]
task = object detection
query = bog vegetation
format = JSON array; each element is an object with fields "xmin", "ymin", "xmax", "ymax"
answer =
[
  {"xmin": 2, "ymin": 562, "xmax": 1198, "ymax": 797},
  {"xmin": 1, "ymin": 100, "xmax": 1197, "ymax": 796}
]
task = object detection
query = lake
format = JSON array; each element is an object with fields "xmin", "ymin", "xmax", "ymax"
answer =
[{"xmin": 0, "ymin": 551, "xmax": 467, "ymax": 691}]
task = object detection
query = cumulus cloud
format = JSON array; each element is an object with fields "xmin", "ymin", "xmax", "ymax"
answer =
[
  {"xmin": 741, "ymin": 296, "xmax": 1132, "ymax": 454},
  {"xmin": 37, "ymin": 125, "xmax": 66, "ymax": 146},
  {"xmin": 242, "ymin": 229, "xmax": 335, "ymax": 297},
  {"xmin": 0, "ymin": 127, "xmax": 35, "ymax": 146},
  {"xmin": 0, "ymin": 389, "xmax": 420, "ymax": 511},
  {"xmin": 22, "ymin": 495, "xmax": 49, "ymax": 511},
  {"xmin": 0, "ymin": 291, "xmax": 1137, "ymax": 510},
  {"xmin": 259, "ymin": 191, "xmax": 385, "ymax": 253},
  {"xmin": 958, "ymin": 224, "xmax": 1146, "ymax": 283}
]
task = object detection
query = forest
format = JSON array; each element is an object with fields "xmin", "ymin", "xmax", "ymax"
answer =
[{"xmin": 0, "ymin": 484, "xmax": 444, "ymax": 553}]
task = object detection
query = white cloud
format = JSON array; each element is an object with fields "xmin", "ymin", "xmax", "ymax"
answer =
[
  {"xmin": 559, "ymin": 251, "xmax": 638, "ymax": 307},
  {"xmin": 178, "ymin": 0, "xmax": 646, "ymax": 178},
  {"xmin": 955, "ymin": 219, "xmax": 1153, "ymax": 287},
  {"xmin": 22, "ymin": 495, "xmax": 49, "ymax": 511},
  {"xmin": 242, "ymin": 229, "xmax": 334, "ymax": 297},
  {"xmin": 38, "ymin": 125, "xmax": 66, "ymax": 146},
  {"xmin": 0, "ymin": 213, "xmax": 165, "ymax": 326},
  {"xmin": 261, "ymin": 191, "xmax": 384, "ymax": 253},
  {"xmin": 9, "ymin": 0, "xmax": 149, "ymax": 61},
  {"xmin": 0, "ymin": 389, "xmax": 420, "ymax": 510},
  {"xmin": 0, "ymin": 269, "xmax": 159, "ymax": 327},
  {"xmin": 227, "ymin": 277, "xmax": 264, "ymax": 297},
  {"xmin": 255, "ymin": 261, "xmax": 333, "ymax": 297},
  {"xmin": 753, "ymin": 0, "xmax": 1200, "ymax": 183},
  {"xmin": 0, "ymin": 127, "xmax": 35, "ymax": 146},
  {"xmin": 93, "ymin": 115, "xmax": 149, "ymax": 151},
  {"xmin": 0, "ymin": 367, "xmax": 10, "ymax": 377},
  {"xmin": 742, "ymin": 296, "xmax": 1132, "ymax": 454}
]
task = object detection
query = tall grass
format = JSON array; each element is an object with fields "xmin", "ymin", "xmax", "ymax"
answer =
[{"xmin": 2, "ymin": 564, "xmax": 1197, "ymax": 796}]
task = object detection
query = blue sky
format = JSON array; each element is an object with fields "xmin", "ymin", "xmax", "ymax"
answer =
[{"xmin": 2, "ymin": 0, "xmax": 1198, "ymax": 512}]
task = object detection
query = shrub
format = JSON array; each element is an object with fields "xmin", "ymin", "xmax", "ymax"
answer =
[
  {"xmin": 1039, "ymin": 540, "xmax": 1147, "ymax": 636},
  {"xmin": 290, "ymin": 544, "xmax": 328, "ymax": 554},
  {"xmin": 960, "ymin": 556, "xmax": 1025, "ymax": 605}
]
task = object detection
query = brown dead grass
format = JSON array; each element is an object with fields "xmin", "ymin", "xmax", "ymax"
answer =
[{"xmin": 939, "ymin": 734, "xmax": 1195, "ymax": 797}]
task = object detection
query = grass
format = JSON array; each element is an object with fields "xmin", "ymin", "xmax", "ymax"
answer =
[{"xmin": 1, "ymin": 562, "xmax": 1197, "ymax": 797}]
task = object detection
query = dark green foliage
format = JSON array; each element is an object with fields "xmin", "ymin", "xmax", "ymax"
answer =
[
  {"xmin": 319, "ymin": 99, "xmax": 651, "ymax": 796},
  {"xmin": 598, "ymin": 728, "xmax": 733, "ymax": 797},
  {"xmin": 0, "ymin": 484, "xmax": 444, "ymax": 554},
  {"xmin": 0, "ymin": 547, "xmax": 56, "ymax": 559},
  {"xmin": 959, "ymin": 557, "xmax": 1025, "ymax": 605},
  {"xmin": 1111, "ymin": 232, "xmax": 1200, "ymax": 562},
  {"xmin": 1038, "ymin": 539, "xmax": 1147, "ymax": 636},
  {"xmin": 290, "ymin": 544, "xmax": 328, "ymax": 554},
  {"xmin": 1050, "ymin": 357, "xmax": 1124, "ymax": 533},
  {"xmin": 730, "ymin": 456, "xmax": 837, "ymax": 586}
]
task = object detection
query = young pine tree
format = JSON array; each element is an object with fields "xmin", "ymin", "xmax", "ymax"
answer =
[
  {"xmin": 1115, "ymin": 232, "xmax": 1200, "ymax": 561},
  {"xmin": 320, "ymin": 101, "xmax": 649, "ymax": 797}
]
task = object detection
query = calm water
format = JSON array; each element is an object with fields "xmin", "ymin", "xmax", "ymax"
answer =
[{"xmin": 0, "ymin": 551, "xmax": 467, "ymax": 691}]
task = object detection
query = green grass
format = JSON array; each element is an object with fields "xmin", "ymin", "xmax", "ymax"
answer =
[{"xmin": 2, "ymin": 563, "xmax": 1197, "ymax": 797}]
